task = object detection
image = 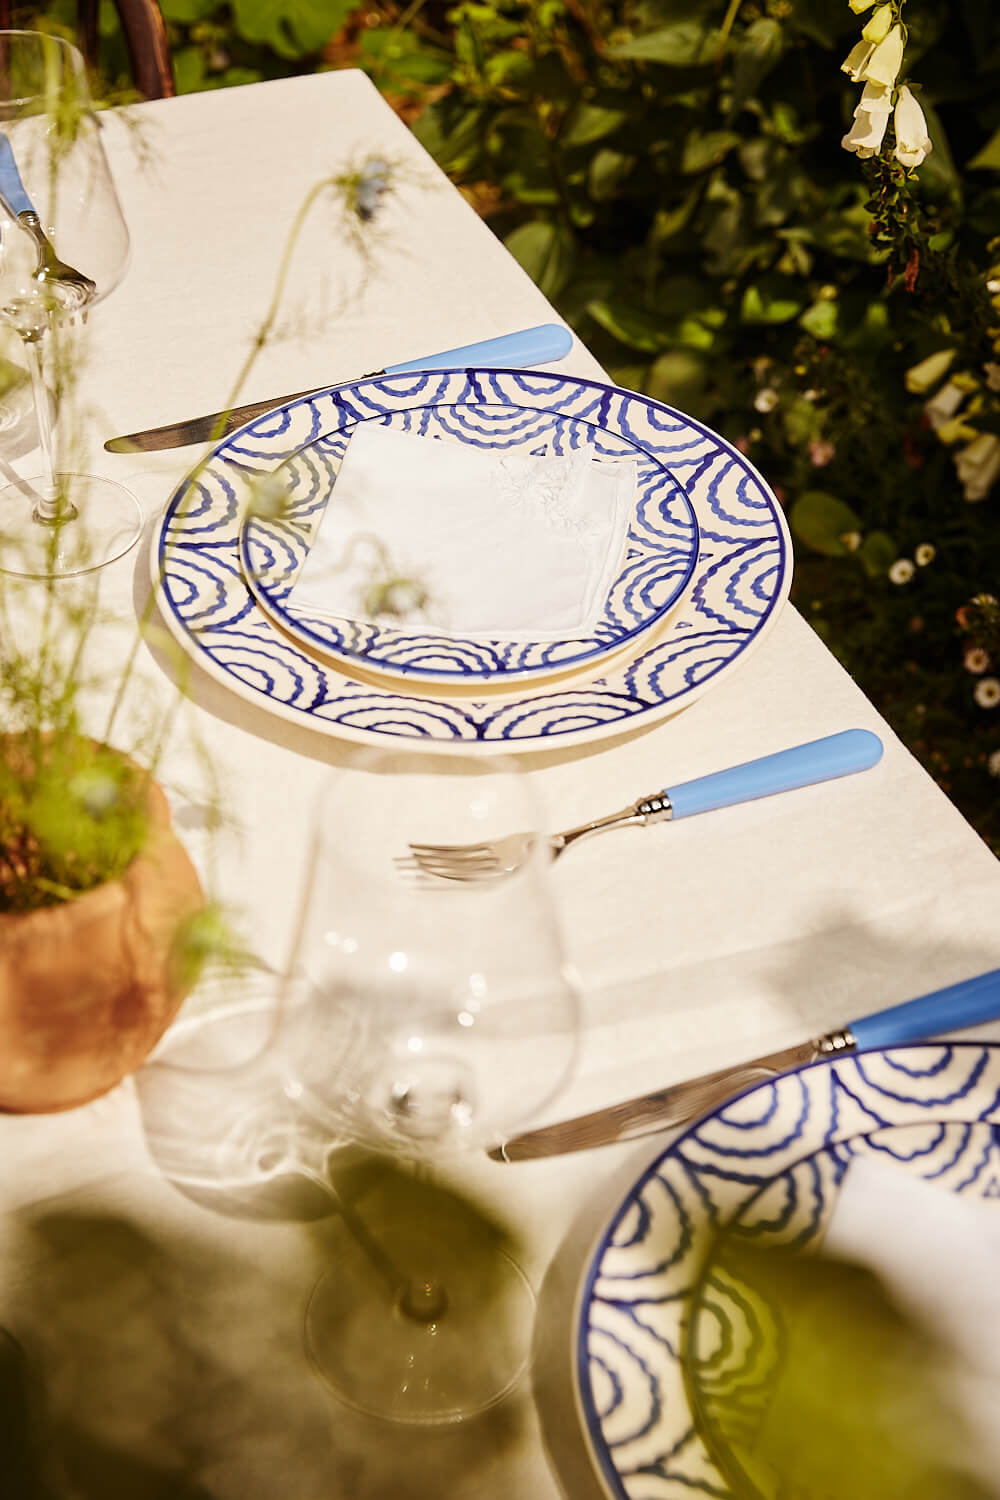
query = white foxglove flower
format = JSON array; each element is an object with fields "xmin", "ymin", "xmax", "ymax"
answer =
[
  {"xmin": 904, "ymin": 347, "xmax": 955, "ymax": 394},
  {"xmin": 923, "ymin": 378, "xmax": 965, "ymax": 430},
  {"xmin": 842, "ymin": 84, "xmax": 892, "ymax": 158},
  {"xmin": 955, "ymin": 433, "xmax": 1000, "ymax": 502},
  {"xmin": 863, "ymin": 24, "xmax": 904, "ymax": 87},
  {"xmin": 862, "ymin": 4, "xmax": 893, "ymax": 43},
  {"xmin": 894, "ymin": 85, "xmax": 933, "ymax": 169},
  {"xmin": 841, "ymin": 39, "xmax": 876, "ymax": 81},
  {"xmin": 860, "ymin": 79, "xmax": 893, "ymax": 118}
]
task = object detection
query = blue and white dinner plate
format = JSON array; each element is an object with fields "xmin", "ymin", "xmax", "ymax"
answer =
[
  {"xmin": 577, "ymin": 1042, "xmax": 1000, "ymax": 1500},
  {"xmin": 237, "ymin": 395, "xmax": 700, "ymax": 686},
  {"xmin": 153, "ymin": 369, "xmax": 790, "ymax": 752}
]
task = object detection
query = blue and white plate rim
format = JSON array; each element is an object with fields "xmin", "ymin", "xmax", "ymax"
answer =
[
  {"xmin": 151, "ymin": 366, "xmax": 792, "ymax": 754},
  {"xmin": 572, "ymin": 1038, "xmax": 1000, "ymax": 1500}
]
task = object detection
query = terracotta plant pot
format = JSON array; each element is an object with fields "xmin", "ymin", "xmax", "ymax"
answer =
[{"xmin": 0, "ymin": 758, "xmax": 204, "ymax": 1113}]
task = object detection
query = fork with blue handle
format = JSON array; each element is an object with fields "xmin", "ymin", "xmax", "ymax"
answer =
[
  {"xmin": 0, "ymin": 134, "xmax": 95, "ymax": 311},
  {"xmin": 408, "ymin": 729, "xmax": 885, "ymax": 881}
]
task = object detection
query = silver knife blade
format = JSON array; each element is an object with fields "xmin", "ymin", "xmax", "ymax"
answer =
[
  {"xmin": 490, "ymin": 1038, "xmax": 827, "ymax": 1161},
  {"xmin": 104, "ymin": 378, "xmax": 380, "ymax": 453}
]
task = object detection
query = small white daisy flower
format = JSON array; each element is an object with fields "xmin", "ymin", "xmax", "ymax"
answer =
[
  {"xmin": 965, "ymin": 647, "xmax": 991, "ymax": 675},
  {"xmin": 988, "ymin": 749, "xmax": 1000, "ymax": 778},
  {"xmin": 754, "ymin": 387, "xmax": 779, "ymax": 413},
  {"xmin": 888, "ymin": 558, "xmax": 915, "ymax": 584},
  {"xmin": 974, "ymin": 677, "xmax": 1000, "ymax": 709},
  {"xmin": 915, "ymin": 543, "xmax": 935, "ymax": 566}
]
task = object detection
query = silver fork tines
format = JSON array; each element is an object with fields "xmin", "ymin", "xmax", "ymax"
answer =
[{"xmin": 406, "ymin": 793, "xmax": 673, "ymax": 882}]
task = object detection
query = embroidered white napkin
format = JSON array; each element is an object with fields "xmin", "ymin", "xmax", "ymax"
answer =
[
  {"xmin": 822, "ymin": 1154, "xmax": 1000, "ymax": 1491},
  {"xmin": 288, "ymin": 424, "xmax": 635, "ymax": 640}
]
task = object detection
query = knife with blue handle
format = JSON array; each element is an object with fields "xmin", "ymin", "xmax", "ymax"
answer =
[
  {"xmin": 105, "ymin": 322, "xmax": 575, "ymax": 452},
  {"xmin": 493, "ymin": 964, "xmax": 1000, "ymax": 1160}
]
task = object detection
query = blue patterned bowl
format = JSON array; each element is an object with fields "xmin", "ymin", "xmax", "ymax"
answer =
[{"xmin": 577, "ymin": 1042, "xmax": 1000, "ymax": 1499}]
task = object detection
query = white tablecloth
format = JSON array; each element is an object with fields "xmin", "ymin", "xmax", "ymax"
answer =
[{"xmin": 2, "ymin": 68, "xmax": 999, "ymax": 1499}]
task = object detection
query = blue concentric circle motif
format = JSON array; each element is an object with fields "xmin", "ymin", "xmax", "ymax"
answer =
[
  {"xmin": 238, "ymin": 400, "xmax": 699, "ymax": 685},
  {"xmin": 577, "ymin": 1042, "xmax": 1000, "ymax": 1500},
  {"xmin": 154, "ymin": 369, "xmax": 791, "ymax": 751}
]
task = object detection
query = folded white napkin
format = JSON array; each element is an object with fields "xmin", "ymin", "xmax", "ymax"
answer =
[
  {"xmin": 288, "ymin": 424, "xmax": 635, "ymax": 640},
  {"xmin": 822, "ymin": 1154, "xmax": 1000, "ymax": 1490}
]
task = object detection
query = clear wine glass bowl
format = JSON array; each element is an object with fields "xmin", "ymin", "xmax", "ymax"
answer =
[
  {"xmin": 0, "ymin": 30, "xmax": 141, "ymax": 578},
  {"xmin": 282, "ymin": 750, "xmax": 580, "ymax": 1157}
]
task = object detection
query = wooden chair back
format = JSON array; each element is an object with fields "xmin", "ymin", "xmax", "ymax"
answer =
[{"xmin": 0, "ymin": 1, "xmax": 176, "ymax": 99}]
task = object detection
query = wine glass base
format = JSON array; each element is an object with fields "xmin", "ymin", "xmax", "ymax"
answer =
[
  {"xmin": 0, "ymin": 472, "xmax": 143, "ymax": 578},
  {"xmin": 305, "ymin": 1205, "xmax": 535, "ymax": 1424}
]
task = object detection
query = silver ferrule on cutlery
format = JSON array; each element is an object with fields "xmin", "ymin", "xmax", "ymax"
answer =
[
  {"xmin": 552, "ymin": 792, "xmax": 673, "ymax": 856},
  {"xmin": 490, "ymin": 965, "xmax": 1000, "ymax": 1161}
]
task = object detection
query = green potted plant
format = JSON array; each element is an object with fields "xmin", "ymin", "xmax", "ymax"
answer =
[{"xmin": 0, "ymin": 721, "xmax": 205, "ymax": 1113}]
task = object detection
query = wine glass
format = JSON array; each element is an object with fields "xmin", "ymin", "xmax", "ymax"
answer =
[
  {"xmin": 134, "ymin": 754, "xmax": 579, "ymax": 1423},
  {"xmin": 0, "ymin": 30, "xmax": 141, "ymax": 579},
  {"xmin": 276, "ymin": 749, "xmax": 580, "ymax": 1423}
]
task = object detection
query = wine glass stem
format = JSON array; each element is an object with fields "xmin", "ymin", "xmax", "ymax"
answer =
[
  {"xmin": 23, "ymin": 333, "xmax": 70, "ymax": 522},
  {"xmin": 301, "ymin": 1163, "xmax": 447, "ymax": 1323}
]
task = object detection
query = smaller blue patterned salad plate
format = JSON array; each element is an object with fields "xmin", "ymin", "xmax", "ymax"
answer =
[
  {"xmin": 237, "ymin": 384, "xmax": 700, "ymax": 687},
  {"xmin": 153, "ymin": 368, "xmax": 790, "ymax": 752},
  {"xmin": 577, "ymin": 1042, "xmax": 1000, "ymax": 1500}
]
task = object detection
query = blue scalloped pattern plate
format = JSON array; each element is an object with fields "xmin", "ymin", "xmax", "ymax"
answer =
[
  {"xmin": 576, "ymin": 1042, "xmax": 1000, "ymax": 1500},
  {"xmin": 153, "ymin": 369, "xmax": 791, "ymax": 752},
  {"xmin": 238, "ymin": 394, "xmax": 700, "ymax": 685}
]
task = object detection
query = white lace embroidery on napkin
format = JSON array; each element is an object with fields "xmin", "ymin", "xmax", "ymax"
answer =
[{"xmin": 288, "ymin": 423, "xmax": 635, "ymax": 641}]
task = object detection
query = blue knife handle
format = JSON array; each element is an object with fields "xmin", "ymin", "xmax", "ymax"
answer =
[
  {"xmin": 385, "ymin": 323, "xmax": 573, "ymax": 374},
  {"xmin": 850, "ymin": 967, "xmax": 1000, "ymax": 1050},
  {"xmin": 664, "ymin": 729, "xmax": 883, "ymax": 819},
  {"xmin": 0, "ymin": 134, "xmax": 34, "ymax": 218}
]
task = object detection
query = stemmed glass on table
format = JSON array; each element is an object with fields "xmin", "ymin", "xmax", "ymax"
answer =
[
  {"xmin": 136, "ymin": 752, "xmax": 580, "ymax": 1424},
  {"xmin": 0, "ymin": 30, "xmax": 141, "ymax": 579}
]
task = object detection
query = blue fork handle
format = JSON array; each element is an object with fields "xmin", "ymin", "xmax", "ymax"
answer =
[
  {"xmin": 385, "ymin": 323, "xmax": 573, "ymax": 374},
  {"xmin": 0, "ymin": 134, "xmax": 34, "ymax": 218},
  {"xmin": 850, "ymin": 967, "xmax": 1000, "ymax": 1050},
  {"xmin": 664, "ymin": 729, "xmax": 883, "ymax": 819}
]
